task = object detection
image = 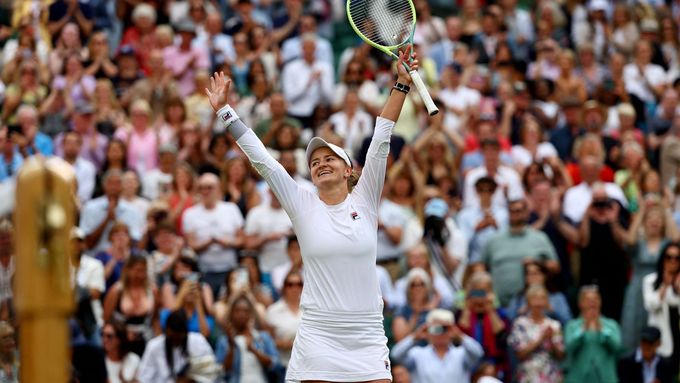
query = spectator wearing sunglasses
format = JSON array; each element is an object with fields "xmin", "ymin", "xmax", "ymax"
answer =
[
  {"xmin": 391, "ymin": 308, "xmax": 484, "ymax": 383},
  {"xmin": 102, "ymin": 321, "xmax": 140, "ymax": 383}
]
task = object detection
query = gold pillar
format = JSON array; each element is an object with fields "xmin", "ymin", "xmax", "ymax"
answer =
[{"xmin": 14, "ymin": 157, "xmax": 75, "ymax": 383}]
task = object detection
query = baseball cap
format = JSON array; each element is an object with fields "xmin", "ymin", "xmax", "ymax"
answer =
[
  {"xmin": 305, "ymin": 137, "xmax": 352, "ymax": 168},
  {"xmin": 74, "ymin": 101, "xmax": 94, "ymax": 115},
  {"xmin": 640, "ymin": 326, "xmax": 661, "ymax": 343},
  {"xmin": 424, "ymin": 198, "xmax": 449, "ymax": 219}
]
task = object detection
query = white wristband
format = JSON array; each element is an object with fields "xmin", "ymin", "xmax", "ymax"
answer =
[{"xmin": 217, "ymin": 105, "xmax": 239, "ymax": 128}]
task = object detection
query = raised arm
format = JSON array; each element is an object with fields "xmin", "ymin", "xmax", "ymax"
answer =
[{"xmin": 206, "ymin": 72, "xmax": 305, "ymax": 218}]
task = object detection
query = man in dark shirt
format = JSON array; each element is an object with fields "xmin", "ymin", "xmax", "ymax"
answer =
[{"xmin": 618, "ymin": 326, "xmax": 674, "ymax": 383}]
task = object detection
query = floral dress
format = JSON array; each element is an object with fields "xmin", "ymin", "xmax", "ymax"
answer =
[{"xmin": 508, "ymin": 315, "xmax": 564, "ymax": 383}]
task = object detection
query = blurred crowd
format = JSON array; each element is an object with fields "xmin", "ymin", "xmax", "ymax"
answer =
[{"xmin": 5, "ymin": 0, "xmax": 680, "ymax": 382}]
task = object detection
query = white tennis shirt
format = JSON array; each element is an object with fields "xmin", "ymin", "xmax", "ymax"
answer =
[{"xmin": 236, "ymin": 117, "xmax": 395, "ymax": 315}]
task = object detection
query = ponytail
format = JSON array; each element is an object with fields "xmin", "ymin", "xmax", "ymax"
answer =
[{"xmin": 347, "ymin": 170, "xmax": 360, "ymax": 192}]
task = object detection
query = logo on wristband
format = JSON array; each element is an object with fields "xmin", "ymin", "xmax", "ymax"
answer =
[{"xmin": 221, "ymin": 111, "xmax": 233, "ymax": 121}]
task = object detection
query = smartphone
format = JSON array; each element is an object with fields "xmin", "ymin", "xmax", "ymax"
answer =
[
  {"xmin": 233, "ymin": 267, "xmax": 249, "ymax": 290},
  {"xmin": 186, "ymin": 272, "xmax": 200, "ymax": 282}
]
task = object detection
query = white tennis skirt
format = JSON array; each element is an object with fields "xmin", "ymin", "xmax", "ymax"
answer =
[{"xmin": 285, "ymin": 309, "xmax": 392, "ymax": 382}]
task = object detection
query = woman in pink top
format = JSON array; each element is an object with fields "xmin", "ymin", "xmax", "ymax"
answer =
[{"xmin": 115, "ymin": 99, "xmax": 158, "ymax": 175}]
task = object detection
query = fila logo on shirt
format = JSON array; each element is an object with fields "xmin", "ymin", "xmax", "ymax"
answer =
[
  {"xmin": 351, "ymin": 211, "xmax": 360, "ymax": 220},
  {"xmin": 384, "ymin": 360, "xmax": 390, "ymax": 371}
]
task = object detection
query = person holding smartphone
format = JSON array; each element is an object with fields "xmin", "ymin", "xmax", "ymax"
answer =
[
  {"xmin": 205, "ymin": 46, "xmax": 417, "ymax": 382},
  {"xmin": 391, "ymin": 308, "xmax": 484, "ymax": 383}
]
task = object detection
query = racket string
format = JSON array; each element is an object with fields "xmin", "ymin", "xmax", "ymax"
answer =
[{"xmin": 348, "ymin": 0, "xmax": 414, "ymax": 48}]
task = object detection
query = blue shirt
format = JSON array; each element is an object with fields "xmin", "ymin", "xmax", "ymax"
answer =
[
  {"xmin": 0, "ymin": 152, "xmax": 23, "ymax": 182},
  {"xmin": 215, "ymin": 330, "xmax": 280, "ymax": 383},
  {"xmin": 21, "ymin": 132, "xmax": 53, "ymax": 156},
  {"xmin": 159, "ymin": 309, "xmax": 215, "ymax": 335},
  {"xmin": 79, "ymin": 197, "xmax": 145, "ymax": 255}
]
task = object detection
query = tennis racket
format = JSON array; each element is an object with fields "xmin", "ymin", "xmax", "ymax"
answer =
[{"xmin": 347, "ymin": 0, "xmax": 439, "ymax": 116}]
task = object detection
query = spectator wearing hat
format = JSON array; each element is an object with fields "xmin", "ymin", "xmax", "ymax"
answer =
[
  {"xmin": 391, "ymin": 308, "xmax": 484, "ymax": 383},
  {"xmin": 458, "ymin": 176, "xmax": 508, "ymax": 262},
  {"xmin": 120, "ymin": 3, "xmax": 157, "ymax": 75},
  {"xmin": 618, "ymin": 326, "xmax": 674, "ymax": 383},
  {"xmin": 59, "ymin": 130, "xmax": 96, "ymax": 204},
  {"xmin": 162, "ymin": 20, "xmax": 209, "ymax": 98},
  {"xmin": 475, "ymin": 199, "xmax": 559, "ymax": 307},
  {"xmin": 463, "ymin": 138, "xmax": 524, "ymax": 210},
  {"xmin": 439, "ymin": 62, "xmax": 481, "ymax": 135},
  {"xmin": 56, "ymin": 101, "xmax": 108, "ymax": 169}
]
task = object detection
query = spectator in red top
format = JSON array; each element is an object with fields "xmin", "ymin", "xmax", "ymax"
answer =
[{"xmin": 120, "ymin": 3, "xmax": 157, "ymax": 75}]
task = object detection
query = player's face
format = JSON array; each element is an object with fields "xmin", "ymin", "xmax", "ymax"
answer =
[{"xmin": 310, "ymin": 147, "xmax": 350, "ymax": 190}]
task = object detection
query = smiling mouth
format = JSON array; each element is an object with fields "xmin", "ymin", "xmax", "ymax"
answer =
[{"xmin": 318, "ymin": 170, "xmax": 332, "ymax": 177}]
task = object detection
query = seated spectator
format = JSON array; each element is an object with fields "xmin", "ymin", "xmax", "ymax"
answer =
[
  {"xmin": 477, "ymin": 199, "xmax": 559, "ymax": 307},
  {"xmin": 102, "ymin": 321, "xmax": 140, "ymax": 383},
  {"xmin": 94, "ymin": 222, "xmax": 137, "ymax": 291},
  {"xmin": 506, "ymin": 260, "xmax": 572, "ymax": 326},
  {"xmin": 215, "ymin": 293, "xmax": 281, "ymax": 382},
  {"xmin": 103, "ymin": 255, "xmax": 160, "ymax": 356},
  {"xmin": 392, "ymin": 268, "xmax": 438, "ymax": 343},
  {"xmin": 141, "ymin": 144, "xmax": 176, "ymax": 201},
  {"xmin": 564, "ymin": 285, "xmax": 621, "ymax": 383},
  {"xmin": 1, "ymin": 62, "xmax": 48, "ymax": 126},
  {"xmin": 159, "ymin": 261, "xmax": 215, "ymax": 339},
  {"xmin": 13, "ymin": 105, "xmax": 53, "ymax": 157},
  {"xmin": 138, "ymin": 310, "xmax": 217, "ymax": 382},
  {"xmin": 265, "ymin": 270, "xmax": 303, "ymax": 370},
  {"xmin": 239, "ymin": 255, "xmax": 275, "ymax": 308},
  {"xmin": 114, "ymin": 100, "xmax": 158, "ymax": 175},
  {"xmin": 53, "ymin": 52, "xmax": 95, "ymax": 105},
  {"xmin": 615, "ymin": 141, "xmax": 649, "ymax": 213},
  {"xmin": 391, "ymin": 363, "xmax": 412, "ymax": 383},
  {"xmin": 508, "ymin": 285, "xmax": 565, "ymax": 383},
  {"xmin": 80, "ymin": 170, "xmax": 144, "ymax": 255},
  {"xmin": 327, "ymin": 90, "xmax": 373, "ymax": 158},
  {"xmin": 149, "ymin": 221, "xmax": 182, "ymax": 285},
  {"xmin": 457, "ymin": 271, "xmax": 510, "ymax": 381},
  {"xmin": 55, "ymin": 101, "xmax": 109, "ymax": 170},
  {"xmin": 165, "ymin": 162, "xmax": 197, "ymax": 234},
  {"xmin": 510, "ymin": 114, "xmax": 559, "ymax": 175},
  {"xmin": 391, "ymin": 309, "xmax": 484, "ymax": 383},
  {"xmin": 120, "ymin": 170, "xmax": 149, "ymax": 219},
  {"xmin": 0, "ymin": 127, "xmax": 23, "ymax": 183},
  {"xmin": 271, "ymin": 235, "xmax": 303, "ymax": 294},
  {"xmin": 71, "ymin": 228, "xmax": 105, "ymax": 339},
  {"xmin": 222, "ymin": 156, "xmax": 262, "ymax": 217},
  {"xmin": 642, "ymin": 242, "xmax": 680, "ymax": 374},
  {"xmin": 618, "ymin": 326, "xmax": 674, "ymax": 383},
  {"xmin": 392, "ymin": 244, "xmax": 455, "ymax": 310}
]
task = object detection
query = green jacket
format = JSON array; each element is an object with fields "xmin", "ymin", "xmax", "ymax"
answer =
[{"xmin": 564, "ymin": 316, "xmax": 622, "ymax": 383}]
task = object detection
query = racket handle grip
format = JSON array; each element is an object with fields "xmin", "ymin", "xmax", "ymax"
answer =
[{"xmin": 409, "ymin": 70, "xmax": 439, "ymax": 116}]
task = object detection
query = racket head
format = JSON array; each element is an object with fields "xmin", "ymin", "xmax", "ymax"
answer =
[{"xmin": 346, "ymin": 0, "xmax": 416, "ymax": 54}]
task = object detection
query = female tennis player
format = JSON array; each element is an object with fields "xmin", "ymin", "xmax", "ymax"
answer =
[{"xmin": 206, "ymin": 45, "xmax": 418, "ymax": 383}]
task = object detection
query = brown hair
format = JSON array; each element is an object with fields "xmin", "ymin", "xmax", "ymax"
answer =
[{"xmin": 348, "ymin": 170, "xmax": 360, "ymax": 192}]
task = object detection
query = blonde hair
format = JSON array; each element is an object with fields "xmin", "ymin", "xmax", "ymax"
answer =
[{"xmin": 348, "ymin": 169, "xmax": 360, "ymax": 192}]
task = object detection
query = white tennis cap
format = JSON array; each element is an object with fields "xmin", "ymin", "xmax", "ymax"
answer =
[{"xmin": 305, "ymin": 137, "xmax": 353, "ymax": 168}]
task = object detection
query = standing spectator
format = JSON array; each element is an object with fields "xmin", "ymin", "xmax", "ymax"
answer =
[
  {"xmin": 508, "ymin": 285, "xmax": 565, "ymax": 383},
  {"xmin": 102, "ymin": 321, "xmax": 140, "ymax": 383},
  {"xmin": 194, "ymin": 12, "xmax": 235, "ymax": 71},
  {"xmin": 624, "ymin": 40, "xmax": 667, "ymax": 118},
  {"xmin": 60, "ymin": 130, "xmax": 96, "ymax": 204},
  {"xmin": 103, "ymin": 255, "xmax": 159, "ymax": 356},
  {"xmin": 159, "ymin": 266, "xmax": 214, "ymax": 339},
  {"xmin": 478, "ymin": 199, "xmax": 559, "ymax": 307},
  {"xmin": 138, "ymin": 310, "xmax": 217, "ymax": 383},
  {"xmin": 215, "ymin": 293, "xmax": 281, "ymax": 382},
  {"xmin": 618, "ymin": 326, "xmax": 674, "ymax": 383},
  {"xmin": 430, "ymin": 16, "xmax": 463, "ymax": 75},
  {"xmin": 265, "ymin": 270, "xmax": 303, "ymax": 369},
  {"xmin": 84, "ymin": 32, "xmax": 118, "ymax": 79},
  {"xmin": 182, "ymin": 173, "xmax": 245, "ymax": 296},
  {"xmin": 281, "ymin": 14, "xmax": 333, "ymax": 66},
  {"xmin": 162, "ymin": 21, "xmax": 209, "ymax": 98},
  {"xmin": 439, "ymin": 62, "xmax": 481, "ymax": 135},
  {"xmin": 244, "ymin": 190, "xmax": 293, "ymax": 277},
  {"xmin": 457, "ymin": 271, "xmax": 510, "ymax": 380},
  {"xmin": 661, "ymin": 120, "xmax": 680, "ymax": 189},
  {"xmin": 564, "ymin": 285, "xmax": 622, "ymax": 383},
  {"xmin": 114, "ymin": 99, "xmax": 158, "ymax": 176},
  {"xmin": 577, "ymin": 184, "xmax": 629, "ymax": 321},
  {"xmin": 55, "ymin": 101, "xmax": 108, "ymax": 170},
  {"xmin": 80, "ymin": 170, "xmax": 144, "ymax": 255},
  {"xmin": 327, "ymin": 90, "xmax": 373, "ymax": 158},
  {"xmin": 391, "ymin": 308, "xmax": 484, "ymax": 383},
  {"xmin": 53, "ymin": 52, "xmax": 96, "ymax": 105},
  {"xmin": 642, "ymin": 242, "xmax": 680, "ymax": 375},
  {"xmin": 281, "ymin": 34, "xmax": 334, "ymax": 129}
]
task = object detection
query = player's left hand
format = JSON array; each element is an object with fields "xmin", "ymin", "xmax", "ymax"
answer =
[
  {"xmin": 205, "ymin": 71, "xmax": 232, "ymax": 112},
  {"xmin": 396, "ymin": 44, "xmax": 418, "ymax": 84}
]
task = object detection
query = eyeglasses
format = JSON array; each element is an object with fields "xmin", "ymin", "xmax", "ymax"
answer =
[
  {"xmin": 665, "ymin": 255, "xmax": 680, "ymax": 261},
  {"xmin": 285, "ymin": 281, "xmax": 303, "ymax": 287}
]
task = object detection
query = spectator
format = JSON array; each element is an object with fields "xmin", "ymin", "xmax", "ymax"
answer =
[
  {"xmin": 457, "ymin": 271, "xmax": 510, "ymax": 380},
  {"xmin": 265, "ymin": 270, "xmax": 303, "ymax": 369},
  {"xmin": 102, "ymin": 321, "xmax": 140, "ymax": 383},
  {"xmin": 114, "ymin": 99, "xmax": 158, "ymax": 175},
  {"xmin": 162, "ymin": 21, "xmax": 209, "ymax": 98},
  {"xmin": 392, "ymin": 244, "xmax": 455, "ymax": 310},
  {"xmin": 564, "ymin": 285, "xmax": 621, "ymax": 383},
  {"xmin": 327, "ymin": 90, "xmax": 373, "ymax": 158},
  {"xmin": 0, "ymin": 127, "xmax": 22, "ymax": 183},
  {"xmin": 239, "ymin": 255, "xmax": 275, "ymax": 308},
  {"xmin": 508, "ymin": 285, "xmax": 565, "ymax": 383},
  {"xmin": 391, "ymin": 308, "xmax": 484, "ymax": 383},
  {"xmin": 0, "ymin": 220, "xmax": 14, "ymax": 322},
  {"xmin": 47, "ymin": 22, "xmax": 85, "ymax": 76},
  {"xmin": 84, "ymin": 31, "xmax": 118, "ymax": 79},
  {"xmin": 223, "ymin": 156, "xmax": 262, "ymax": 217},
  {"xmin": 149, "ymin": 220, "xmax": 182, "ymax": 284},
  {"xmin": 281, "ymin": 14, "xmax": 333, "ymax": 66},
  {"xmin": 577, "ymin": 184, "xmax": 629, "ymax": 321},
  {"xmin": 478, "ymin": 199, "xmax": 559, "ymax": 307},
  {"xmin": 61, "ymin": 131, "xmax": 96, "ymax": 204},
  {"xmin": 506, "ymin": 260, "xmax": 572, "ymax": 326},
  {"xmin": 120, "ymin": 3, "xmax": 157, "ymax": 75},
  {"xmin": 182, "ymin": 173, "xmax": 245, "ymax": 296},
  {"xmin": 430, "ymin": 16, "xmax": 463, "ymax": 75},
  {"xmin": 281, "ymin": 34, "xmax": 334, "ymax": 129},
  {"xmin": 194, "ymin": 12, "xmax": 235, "ymax": 70},
  {"xmin": 141, "ymin": 144, "xmax": 176, "ymax": 201},
  {"xmin": 244, "ymin": 189, "xmax": 293, "ymax": 276},
  {"xmin": 71, "ymin": 227, "xmax": 105, "ymax": 338},
  {"xmin": 47, "ymin": 0, "xmax": 93, "ymax": 38},
  {"xmin": 624, "ymin": 40, "xmax": 666, "ymax": 113},
  {"xmin": 439, "ymin": 62, "xmax": 481, "ymax": 135},
  {"xmin": 55, "ymin": 101, "xmax": 108, "ymax": 170},
  {"xmin": 165, "ymin": 162, "xmax": 196, "ymax": 233},
  {"xmin": 661, "ymin": 118, "xmax": 680, "ymax": 188},
  {"xmin": 103, "ymin": 254, "xmax": 159, "ymax": 356},
  {"xmin": 80, "ymin": 170, "xmax": 144, "ymax": 255},
  {"xmin": 1, "ymin": 60, "xmax": 48, "ymax": 126},
  {"xmin": 13, "ymin": 104, "xmax": 53, "ymax": 157},
  {"xmin": 549, "ymin": 97, "xmax": 584, "ymax": 162},
  {"xmin": 215, "ymin": 293, "xmax": 281, "ymax": 382},
  {"xmin": 332, "ymin": 60, "xmax": 381, "ymax": 116},
  {"xmin": 138, "ymin": 310, "xmax": 217, "ymax": 383},
  {"xmin": 392, "ymin": 268, "xmax": 438, "ymax": 343},
  {"xmin": 618, "ymin": 326, "xmax": 674, "ymax": 383},
  {"xmin": 642, "ymin": 242, "xmax": 680, "ymax": 375},
  {"xmin": 120, "ymin": 170, "xmax": 150, "ymax": 219},
  {"xmin": 554, "ymin": 50, "xmax": 587, "ymax": 103},
  {"xmin": 0, "ymin": 321, "xmax": 17, "ymax": 382},
  {"xmin": 270, "ymin": 235, "xmax": 303, "ymax": 293},
  {"xmin": 253, "ymin": 92, "xmax": 302, "ymax": 140}
]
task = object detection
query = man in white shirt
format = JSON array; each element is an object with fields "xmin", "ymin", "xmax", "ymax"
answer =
[
  {"xmin": 281, "ymin": 34, "xmax": 334, "ymax": 128},
  {"xmin": 562, "ymin": 155, "xmax": 627, "ymax": 224},
  {"xmin": 391, "ymin": 309, "xmax": 484, "ymax": 383},
  {"xmin": 193, "ymin": 12, "xmax": 235, "ymax": 68},
  {"xmin": 244, "ymin": 189, "xmax": 293, "ymax": 276},
  {"xmin": 281, "ymin": 14, "xmax": 333, "ymax": 66},
  {"xmin": 439, "ymin": 62, "xmax": 481, "ymax": 134},
  {"xmin": 463, "ymin": 138, "xmax": 524, "ymax": 209},
  {"xmin": 183, "ymin": 173, "xmax": 245, "ymax": 295},
  {"xmin": 71, "ymin": 228, "xmax": 105, "ymax": 331},
  {"xmin": 623, "ymin": 40, "xmax": 667, "ymax": 105},
  {"xmin": 141, "ymin": 144, "xmax": 176, "ymax": 200},
  {"xmin": 60, "ymin": 130, "xmax": 96, "ymax": 205}
]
